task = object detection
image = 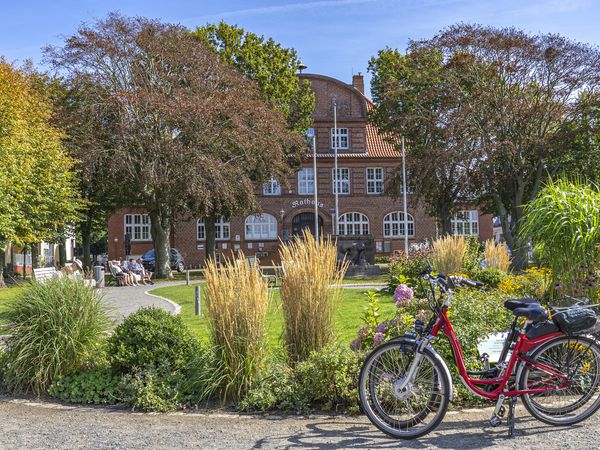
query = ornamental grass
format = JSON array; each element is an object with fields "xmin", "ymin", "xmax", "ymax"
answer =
[
  {"xmin": 279, "ymin": 230, "xmax": 348, "ymax": 364},
  {"xmin": 2, "ymin": 277, "xmax": 111, "ymax": 395},
  {"xmin": 484, "ymin": 239, "xmax": 511, "ymax": 272},
  {"xmin": 203, "ymin": 254, "xmax": 270, "ymax": 401},
  {"xmin": 432, "ymin": 235, "xmax": 467, "ymax": 275}
]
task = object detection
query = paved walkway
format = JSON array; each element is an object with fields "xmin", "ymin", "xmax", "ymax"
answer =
[
  {"xmin": 100, "ymin": 282, "xmax": 183, "ymax": 324},
  {"xmin": 0, "ymin": 397, "xmax": 598, "ymax": 449}
]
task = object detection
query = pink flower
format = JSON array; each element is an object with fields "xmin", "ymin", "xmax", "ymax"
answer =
[
  {"xmin": 373, "ymin": 332, "xmax": 385, "ymax": 347},
  {"xmin": 394, "ymin": 284, "xmax": 414, "ymax": 307}
]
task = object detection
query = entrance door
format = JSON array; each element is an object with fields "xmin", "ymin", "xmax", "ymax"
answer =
[{"xmin": 291, "ymin": 212, "xmax": 323, "ymax": 237}]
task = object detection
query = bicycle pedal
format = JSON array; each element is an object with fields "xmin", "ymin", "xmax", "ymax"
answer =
[{"xmin": 489, "ymin": 415, "xmax": 503, "ymax": 427}]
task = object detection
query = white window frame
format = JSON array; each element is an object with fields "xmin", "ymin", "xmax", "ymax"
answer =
[
  {"xmin": 330, "ymin": 128, "xmax": 349, "ymax": 150},
  {"xmin": 366, "ymin": 167, "xmax": 384, "ymax": 194},
  {"xmin": 124, "ymin": 214, "xmax": 151, "ymax": 241},
  {"xmin": 338, "ymin": 212, "xmax": 370, "ymax": 236},
  {"xmin": 332, "ymin": 168, "xmax": 350, "ymax": 195},
  {"xmin": 197, "ymin": 217, "xmax": 231, "ymax": 241},
  {"xmin": 245, "ymin": 214, "xmax": 278, "ymax": 240},
  {"xmin": 451, "ymin": 210, "xmax": 479, "ymax": 236},
  {"xmin": 383, "ymin": 211, "xmax": 415, "ymax": 238},
  {"xmin": 263, "ymin": 176, "xmax": 281, "ymax": 196},
  {"xmin": 298, "ymin": 168, "xmax": 315, "ymax": 195}
]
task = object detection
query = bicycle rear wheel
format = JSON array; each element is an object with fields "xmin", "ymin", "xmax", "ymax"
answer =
[
  {"xmin": 358, "ymin": 339, "xmax": 451, "ymax": 439},
  {"xmin": 518, "ymin": 335, "xmax": 600, "ymax": 426}
]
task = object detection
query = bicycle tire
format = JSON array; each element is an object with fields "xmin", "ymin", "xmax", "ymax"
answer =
[
  {"xmin": 359, "ymin": 338, "xmax": 451, "ymax": 439},
  {"xmin": 518, "ymin": 335, "xmax": 600, "ymax": 426}
]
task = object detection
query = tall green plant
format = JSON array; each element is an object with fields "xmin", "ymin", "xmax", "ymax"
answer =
[
  {"xmin": 2, "ymin": 278, "xmax": 111, "ymax": 394},
  {"xmin": 521, "ymin": 178, "xmax": 600, "ymax": 297}
]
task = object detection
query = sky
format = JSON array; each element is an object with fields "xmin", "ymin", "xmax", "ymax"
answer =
[{"xmin": 2, "ymin": 0, "xmax": 600, "ymax": 96}]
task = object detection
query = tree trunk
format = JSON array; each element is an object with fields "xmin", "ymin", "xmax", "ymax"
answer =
[
  {"xmin": 205, "ymin": 215, "xmax": 217, "ymax": 264},
  {"xmin": 0, "ymin": 249, "xmax": 6, "ymax": 288},
  {"xmin": 81, "ymin": 219, "xmax": 92, "ymax": 269},
  {"xmin": 438, "ymin": 202, "xmax": 453, "ymax": 236},
  {"xmin": 31, "ymin": 243, "xmax": 40, "ymax": 269},
  {"xmin": 150, "ymin": 210, "xmax": 172, "ymax": 279},
  {"xmin": 58, "ymin": 240, "xmax": 67, "ymax": 267}
]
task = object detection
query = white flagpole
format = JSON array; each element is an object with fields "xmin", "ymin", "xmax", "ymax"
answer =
[
  {"xmin": 333, "ymin": 99, "xmax": 339, "ymax": 236},
  {"xmin": 402, "ymin": 136, "xmax": 409, "ymax": 255},
  {"xmin": 312, "ymin": 132, "xmax": 319, "ymax": 241}
]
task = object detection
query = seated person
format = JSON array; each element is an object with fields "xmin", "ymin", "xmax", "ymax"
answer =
[
  {"xmin": 135, "ymin": 258, "xmax": 153, "ymax": 285},
  {"xmin": 108, "ymin": 261, "xmax": 135, "ymax": 286},
  {"xmin": 126, "ymin": 258, "xmax": 143, "ymax": 285}
]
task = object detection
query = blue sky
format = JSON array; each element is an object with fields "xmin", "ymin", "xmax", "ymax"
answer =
[{"xmin": 3, "ymin": 0, "xmax": 600, "ymax": 96}]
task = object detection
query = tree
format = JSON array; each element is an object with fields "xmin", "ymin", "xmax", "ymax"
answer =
[
  {"xmin": 369, "ymin": 46, "xmax": 479, "ymax": 234},
  {"xmin": 371, "ymin": 24, "xmax": 600, "ymax": 267},
  {"xmin": 53, "ymin": 76, "xmax": 122, "ymax": 268},
  {"xmin": 46, "ymin": 14, "xmax": 304, "ymax": 278},
  {"xmin": 192, "ymin": 22, "xmax": 315, "ymax": 257},
  {"xmin": 0, "ymin": 60, "xmax": 81, "ymax": 287}
]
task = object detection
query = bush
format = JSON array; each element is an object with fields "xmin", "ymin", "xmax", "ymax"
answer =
[
  {"xmin": 432, "ymin": 235, "xmax": 467, "ymax": 275},
  {"xmin": 119, "ymin": 368, "xmax": 181, "ymax": 412},
  {"xmin": 239, "ymin": 344, "xmax": 362, "ymax": 414},
  {"xmin": 108, "ymin": 307, "xmax": 198, "ymax": 375},
  {"xmin": 49, "ymin": 369, "xmax": 121, "ymax": 405},
  {"xmin": 2, "ymin": 278, "xmax": 111, "ymax": 395},
  {"xmin": 374, "ymin": 256, "xmax": 390, "ymax": 264},
  {"xmin": 279, "ymin": 230, "xmax": 348, "ymax": 363},
  {"xmin": 387, "ymin": 247, "xmax": 432, "ymax": 290},
  {"xmin": 498, "ymin": 267, "xmax": 552, "ymax": 300},
  {"xmin": 469, "ymin": 267, "xmax": 507, "ymax": 288},
  {"xmin": 204, "ymin": 254, "xmax": 270, "ymax": 401}
]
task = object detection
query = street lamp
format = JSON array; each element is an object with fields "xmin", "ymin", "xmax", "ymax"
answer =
[
  {"xmin": 332, "ymin": 98, "xmax": 339, "ymax": 237},
  {"xmin": 307, "ymin": 127, "xmax": 319, "ymax": 241}
]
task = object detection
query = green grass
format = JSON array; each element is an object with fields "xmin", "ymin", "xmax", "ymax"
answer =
[
  {"xmin": 149, "ymin": 284, "xmax": 396, "ymax": 348},
  {"xmin": 0, "ymin": 285, "xmax": 25, "ymax": 325}
]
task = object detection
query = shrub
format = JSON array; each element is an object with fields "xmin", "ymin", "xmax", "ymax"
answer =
[
  {"xmin": 49, "ymin": 369, "xmax": 121, "ymax": 405},
  {"xmin": 469, "ymin": 267, "xmax": 507, "ymax": 289},
  {"xmin": 374, "ymin": 256, "xmax": 390, "ymax": 264},
  {"xmin": 108, "ymin": 307, "xmax": 198, "ymax": 375},
  {"xmin": 2, "ymin": 278, "xmax": 111, "ymax": 395},
  {"xmin": 432, "ymin": 235, "xmax": 467, "ymax": 275},
  {"xmin": 279, "ymin": 230, "xmax": 348, "ymax": 363},
  {"xmin": 119, "ymin": 368, "xmax": 180, "ymax": 412},
  {"xmin": 483, "ymin": 240, "xmax": 510, "ymax": 272},
  {"xmin": 203, "ymin": 254, "xmax": 270, "ymax": 401},
  {"xmin": 387, "ymin": 247, "xmax": 432, "ymax": 290},
  {"xmin": 463, "ymin": 236, "xmax": 484, "ymax": 274}
]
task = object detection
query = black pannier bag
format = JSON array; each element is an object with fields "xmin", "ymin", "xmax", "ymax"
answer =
[{"xmin": 552, "ymin": 307, "xmax": 597, "ymax": 334}]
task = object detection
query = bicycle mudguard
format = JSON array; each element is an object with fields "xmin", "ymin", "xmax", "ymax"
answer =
[{"xmin": 388, "ymin": 335, "xmax": 454, "ymax": 401}]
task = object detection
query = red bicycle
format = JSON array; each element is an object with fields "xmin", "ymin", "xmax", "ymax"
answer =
[{"xmin": 359, "ymin": 267, "xmax": 600, "ymax": 439}]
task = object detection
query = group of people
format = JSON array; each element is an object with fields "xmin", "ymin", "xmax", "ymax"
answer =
[{"xmin": 107, "ymin": 258, "xmax": 153, "ymax": 286}]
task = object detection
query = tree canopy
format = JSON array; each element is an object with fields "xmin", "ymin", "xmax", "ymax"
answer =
[
  {"xmin": 0, "ymin": 60, "xmax": 81, "ymax": 285},
  {"xmin": 46, "ymin": 14, "xmax": 305, "ymax": 277}
]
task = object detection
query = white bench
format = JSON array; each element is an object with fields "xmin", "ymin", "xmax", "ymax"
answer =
[{"xmin": 32, "ymin": 267, "xmax": 61, "ymax": 283}]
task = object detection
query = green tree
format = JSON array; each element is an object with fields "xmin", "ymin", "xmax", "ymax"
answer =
[
  {"xmin": 192, "ymin": 22, "xmax": 315, "ymax": 257},
  {"xmin": 0, "ymin": 60, "xmax": 81, "ymax": 287},
  {"xmin": 46, "ymin": 14, "xmax": 304, "ymax": 278}
]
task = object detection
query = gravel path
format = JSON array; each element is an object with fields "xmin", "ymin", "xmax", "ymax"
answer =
[{"xmin": 0, "ymin": 398, "xmax": 598, "ymax": 449}]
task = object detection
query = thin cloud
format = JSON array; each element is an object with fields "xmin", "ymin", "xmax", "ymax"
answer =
[
  {"xmin": 511, "ymin": 0, "xmax": 592, "ymax": 16},
  {"xmin": 185, "ymin": 0, "xmax": 378, "ymax": 22}
]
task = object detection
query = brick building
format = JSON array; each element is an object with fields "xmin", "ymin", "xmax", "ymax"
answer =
[{"xmin": 107, "ymin": 73, "xmax": 493, "ymax": 266}]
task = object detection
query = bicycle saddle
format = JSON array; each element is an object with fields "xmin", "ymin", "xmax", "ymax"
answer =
[
  {"xmin": 512, "ymin": 302, "xmax": 547, "ymax": 322},
  {"xmin": 504, "ymin": 297, "xmax": 538, "ymax": 311}
]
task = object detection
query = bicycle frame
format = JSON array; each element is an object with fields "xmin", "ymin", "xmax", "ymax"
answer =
[{"xmin": 428, "ymin": 303, "xmax": 568, "ymax": 400}]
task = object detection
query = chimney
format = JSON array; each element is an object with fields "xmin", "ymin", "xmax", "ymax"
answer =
[{"xmin": 352, "ymin": 73, "xmax": 364, "ymax": 94}]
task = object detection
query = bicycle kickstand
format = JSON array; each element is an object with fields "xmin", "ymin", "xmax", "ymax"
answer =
[{"xmin": 507, "ymin": 396, "xmax": 517, "ymax": 437}]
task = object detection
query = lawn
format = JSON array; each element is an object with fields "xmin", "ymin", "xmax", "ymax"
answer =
[
  {"xmin": 149, "ymin": 284, "xmax": 397, "ymax": 347},
  {"xmin": 0, "ymin": 286, "xmax": 24, "ymax": 325}
]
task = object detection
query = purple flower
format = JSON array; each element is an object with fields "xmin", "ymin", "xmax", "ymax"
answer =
[
  {"xmin": 350, "ymin": 338, "xmax": 362, "ymax": 351},
  {"xmin": 373, "ymin": 332, "xmax": 385, "ymax": 347},
  {"xmin": 358, "ymin": 326, "xmax": 369, "ymax": 338},
  {"xmin": 376, "ymin": 322, "xmax": 388, "ymax": 334},
  {"xmin": 394, "ymin": 284, "xmax": 414, "ymax": 307}
]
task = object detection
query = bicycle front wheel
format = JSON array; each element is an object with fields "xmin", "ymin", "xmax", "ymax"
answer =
[
  {"xmin": 518, "ymin": 335, "xmax": 600, "ymax": 426},
  {"xmin": 358, "ymin": 339, "xmax": 451, "ymax": 439}
]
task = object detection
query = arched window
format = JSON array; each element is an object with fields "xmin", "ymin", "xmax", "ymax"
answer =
[
  {"xmin": 383, "ymin": 212, "xmax": 415, "ymax": 238},
  {"xmin": 245, "ymin": 214, "xmax": 278, "ymax": 240},
  {"xmin": 338, "ymin": 212, "xmax": 369, "ymax": 236},
  {"xmin": 197, "ymin": 217, "xmax": 231, "ymax": 241}
]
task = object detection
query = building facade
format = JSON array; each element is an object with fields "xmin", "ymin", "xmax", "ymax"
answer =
[{"xmin": 107, "ymin": 73, "xmax": 493, "ymax": 266}]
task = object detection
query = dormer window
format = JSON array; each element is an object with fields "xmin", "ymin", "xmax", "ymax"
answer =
[{"xmin": 331, "ymin": 128, "xmax": 349, "ymax": 150}]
